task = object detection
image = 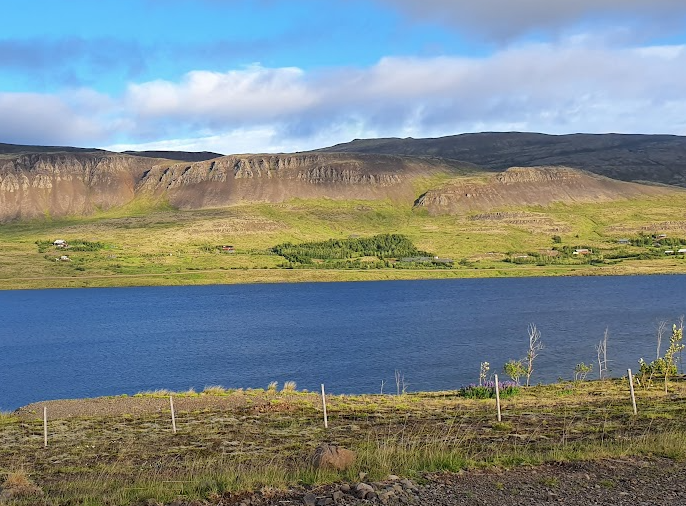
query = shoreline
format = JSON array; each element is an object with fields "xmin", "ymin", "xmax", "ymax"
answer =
[{"xmin": 2, "ymin": 259, "xmax": 686, "ymax": 291}]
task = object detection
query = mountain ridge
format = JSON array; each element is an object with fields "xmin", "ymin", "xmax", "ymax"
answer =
[
  {"xmin": 316, "ymin": 132, "xmax": 686, "ymax": 187},
  {"xmin": 1, "ymin": 133, "xmax": 685, "ymax": 222}
]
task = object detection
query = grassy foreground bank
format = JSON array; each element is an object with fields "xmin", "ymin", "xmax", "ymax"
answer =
[{"xmin": 1, "ymin": 379, "xmax": 685, "ymax": 505}]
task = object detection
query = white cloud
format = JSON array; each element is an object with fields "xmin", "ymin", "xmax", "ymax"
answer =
[
  {"xmin": 378, "ymin": 0, "xmax": 686, "ymax": 41},
  {"xmin": 126, "ymin": 65, "xmax": 316, "ymax": 124},
  {"xmin": 0, "ymin": 92, "xmax": 110, "ymax": 146},
  {"xmin": 5, "ymin": 38, "xmax": 686, "ymax": 151}
]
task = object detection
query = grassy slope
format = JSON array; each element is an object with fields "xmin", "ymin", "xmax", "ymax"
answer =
[
  {"xmin": 2, "ymin": 192, "xmax": 686, "ymax": 290},
  {"xmin": 1, "ymin": 380, "xmax": 685, "ymax": 505}
]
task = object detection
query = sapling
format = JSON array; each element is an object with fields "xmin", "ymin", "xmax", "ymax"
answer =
[
  {"xmin": 479, "ymin": 361, "xmax": 490, "ymax": 386},
  {"xmin": 574, "ymin": 362, "xmax": 593, "ymax": 382},
  {"xmin": 525, "ymin": 324, "xmax": 543, "ymax": 387},
  {"xmin": 663, "ymin": 320, "xmax": 684, "ymax": 394},
  {"xmin": 394, "ymin": 370, "xmax": 407, "ymax": 395},
  {"xmin": 596, "ymin": 328, "xmax": 609, "ymax": 380},
  {"xmin": 504, "ymin": 359, "xmax": 525, "ymax": 385}
]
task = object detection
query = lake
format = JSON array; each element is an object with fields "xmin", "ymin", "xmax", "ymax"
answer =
[{"xmin": 1, "ymin": 276, "xmax": 685, "ymax": 411}]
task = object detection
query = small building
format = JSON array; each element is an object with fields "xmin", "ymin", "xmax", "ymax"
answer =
[
  {"xmin": 573, "ymin": 249, "xmax": 591, "ymax": 255},
  {"xmin": 59, "ymin": 255, "xmax": 71, "ymax": 262},
  {"xmin": 617, "ymin": 239, "xmax": 630, "ymax": 245},
  {"xmin": 53, "ymin": 239, "xmax": 67, "ymax": 248},
  {"xmin": 665, "ymin": 250, "xmax": 675, "ymax": 255},
  {"xmin": 678, "ymin": 249, "xmax": 686, "ymax": 254},
  {"xmin": 218, "ymin": 245, "xmax": 235, "ymax": 252}
]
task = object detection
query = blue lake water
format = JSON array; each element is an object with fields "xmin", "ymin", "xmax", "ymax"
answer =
[{"xmin": 1, "ymin": 276, "xmax": 685, "ymax": 411}]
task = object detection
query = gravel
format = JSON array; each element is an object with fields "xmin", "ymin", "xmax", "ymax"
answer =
[{"xmin": 201, "ymin": 457, "xmax": 686, "ymax": 506}]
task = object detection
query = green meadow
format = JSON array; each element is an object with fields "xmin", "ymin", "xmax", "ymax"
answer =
[{"xmin": 2, "ymin": 193, "xmax": 686, "ymax": 290}]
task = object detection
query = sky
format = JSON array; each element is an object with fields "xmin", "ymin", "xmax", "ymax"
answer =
[{"xmin": 1, "ymin": 0, "xmax": 686, "ymax": 154}]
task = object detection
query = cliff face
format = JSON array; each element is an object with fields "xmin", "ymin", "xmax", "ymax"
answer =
[
  {"xmin": 0, "ymin": 153, "xmax": 160, "ymax": 221},
  {"xmin": 1, "ymin": 143, "xmax": 680, "ymax": 222},
  {"xmin": 414, "ymin": 167, "xmax": 674, "ymax": 215},
  {"xmin": 0, "ymin": 151, "xmax": 463, "ymax": 221},
  {"xmin": 135, "ymin": 153, "xmax": 458, "ymax": 209}
]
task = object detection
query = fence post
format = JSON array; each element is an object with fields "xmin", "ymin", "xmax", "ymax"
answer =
[
  {"xmin": 627, "ymin": 369, "xmax": 638, "ymax": 415},
  {"xmin": 321, "ymin": 384, "xmax": 328, "ymax": 429},
  {"xmin": 494, "ymin": 374, "xmax": 502, "ymax": 422},
  {"xmin": 43, "ymin": 406, "xmax": 48, "ymax": 448},
  {"xmin": 170, "ymin": 396, "xmax": 177, "ymax": 433}
]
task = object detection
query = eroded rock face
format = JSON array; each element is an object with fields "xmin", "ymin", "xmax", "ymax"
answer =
[
  {"xmin": 0, "ymin": 151, "xmax": 459, "ymax": 221},
  {"xmin": 414, "ymin": 166, "xmax": 673, "ymax": 215},
  {"xmin": 134, "ymin": 153, "xmax": 450, "ymax": 210},
  {"xmin": 0, "ymin": 153, "xmax": 158, "ymax": 221}
]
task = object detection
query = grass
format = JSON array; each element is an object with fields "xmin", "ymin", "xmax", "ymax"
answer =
[
  {"xmin": 1, "ymin": 379, "xmax": 685, "ymax": 505},
  {"xmin": 2, "ymin": 194, "xmax": 686, "ymax": 290}
]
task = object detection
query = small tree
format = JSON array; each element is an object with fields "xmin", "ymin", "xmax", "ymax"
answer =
[
  {"xmin": 525, "ymin": 323, "xmax": 543, "ymax": 387},
  {"xmin": 637, "ymin": 318, "xmax": 684, "ymax": 392},
  {"xmin": 479, "ymin": 361, "xmax": 490, "ymax": 386},
  {"xmin": 504, "ymin": 359, "xmax": 526, "ymax": 385},
  {"xmin": 596, "ymin": 328, "xmax": 609, "ymax": 380},
  {"xmin": 663, "ymin": 320, "xmax": 684, "ymax": 394},
  {"xmin": 574, "ymin": 362, "xmax": 593, "ymax": 382}
]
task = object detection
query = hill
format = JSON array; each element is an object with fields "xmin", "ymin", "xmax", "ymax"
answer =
[
  {"xmin": 0, "ymin": 150, "xmax": 473, "ymax": 221},
  {"xmin": 123, "ymin": 150, "xmax": 224, "ymax": 162},
  {"xmin": 415, "ymin": 166, "xmax": 672, "ymax": 215},
  {"xmin": 317, "ymin": 132, "xmax": 686, "ymax": 187},
  {"xmin": 0, "ymin": 151, "xmax": 166, "ymax": 221},
  {"xmin": 135, "ymin": 152, "xmax": 473, "ymax": 210}
]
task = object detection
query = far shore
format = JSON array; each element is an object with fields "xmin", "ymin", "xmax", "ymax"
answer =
[{"xmin": 2, "ymin": 259, "xmax": 686, "ymax": 291}]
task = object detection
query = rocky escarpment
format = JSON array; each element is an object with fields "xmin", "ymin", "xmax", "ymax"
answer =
[
  {"xmin": 135, "ymin": 153, "xmax": 462, "ymax": 209},
  {"xmin": 0, "ymin": 150, "xmax": 467, "ymax": 220},
  {"xmin": 414, "ymin": 166, "xmax": 674, "ymax": 214},
  {"xmin": 318, "ymin": 132, "xmax": 686, "ymax": 187},
  {"xmin": 0, "ymin": 152, "xmax": 162, "ymax": 221}
]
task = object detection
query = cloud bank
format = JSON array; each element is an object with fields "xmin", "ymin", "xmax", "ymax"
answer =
[
  {"xmin": 379, "ymin": 0, "xmax": 686, "ymax": 41},
  {"xmin": 2, "ymin": 38, "xmax": 686, "ymax": 152}
]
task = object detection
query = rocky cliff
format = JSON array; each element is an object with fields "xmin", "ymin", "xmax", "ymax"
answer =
[
  {"xmin": 0, "ymin": 150, "xmax": 466, "ymax": 221},
  {"xmin": 134, "ymin": 153, "xmax": 465, "ymax": 209},
  {"xmin": 414, "ymin": 166, "xmax": 673, "ymax": 214},
  {"xmin": 0, "ymin": 152, "xmax": 162, "ymax": 221}
]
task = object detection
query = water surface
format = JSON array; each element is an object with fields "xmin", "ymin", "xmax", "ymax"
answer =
[{"xmin": 1, "ymin": 276, "xmax": 684, "ymax": 410}]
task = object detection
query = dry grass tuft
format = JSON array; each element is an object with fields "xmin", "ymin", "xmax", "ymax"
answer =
[
  {"xmin": 282, "ymin": 381, "xmax": 297, "ymax": 392},
  {"xmin": 202, "ymin": 385, "xmax": 228, "ymax": 395},
  {"xmin": 1, "ymin": 470, "xmax": 43, "ymax": 498},
  {"xmin": 3, "ymin": 471, "xmax": 32, "ymax": 490}
]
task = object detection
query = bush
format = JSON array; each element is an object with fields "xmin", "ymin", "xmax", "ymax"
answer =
[{"xmin": 459, "ymin": 381, "xmax": 520, "ymax": 399}]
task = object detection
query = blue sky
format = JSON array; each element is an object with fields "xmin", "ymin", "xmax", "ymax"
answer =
[{"xmin": 1, "ymin": 0, "xmax": 686, "ymax": 153}]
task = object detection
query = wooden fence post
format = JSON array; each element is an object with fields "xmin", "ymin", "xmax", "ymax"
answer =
[
  {"xmin": 43, "ymin": 406, "xmax": 48, "ymax": 448},
  {"xmin": 321, "ymin": 384, "xmax": 328, "ymax": 429},
  {"xmin": 170, "ymin": 396, "xmax": 177, "ymax": 433},
  {"xmin": 494, "ymin": 374, "xmax": 502, "ymax": 422},
  {"xmin": 627, "ymin": 369, "xmax": 638, "ymax": 415}
]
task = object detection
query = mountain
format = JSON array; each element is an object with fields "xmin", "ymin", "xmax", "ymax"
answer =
[
  {"xmin": 0, "ymin": 148, "xmax": 472, "ymax": 221},
  {"xmin": 317, "ymin": 132, "xmax": 686, "ymax": 187},
  {"xmin": 1, "ymin": 136, "xmax": 684, "ymax": 222},
  {"xmin": 123, "ymin": 150, "xmax": 224, "ymax": 162},
  {"xmin": 135, "ymin": 153, "xmax": 470, "ymax": 209},
  {"xmin": 0, "ymin": 150, "xmax": 164, "ymax": 221},
  {"xmin": 415, "ymin": 166, "xmax": 672, "ymax": 215}
]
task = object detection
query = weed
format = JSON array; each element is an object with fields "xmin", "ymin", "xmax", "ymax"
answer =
[{"xmin": 282, "ymin": 381, "xmax": 297, "ymax": 392}]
